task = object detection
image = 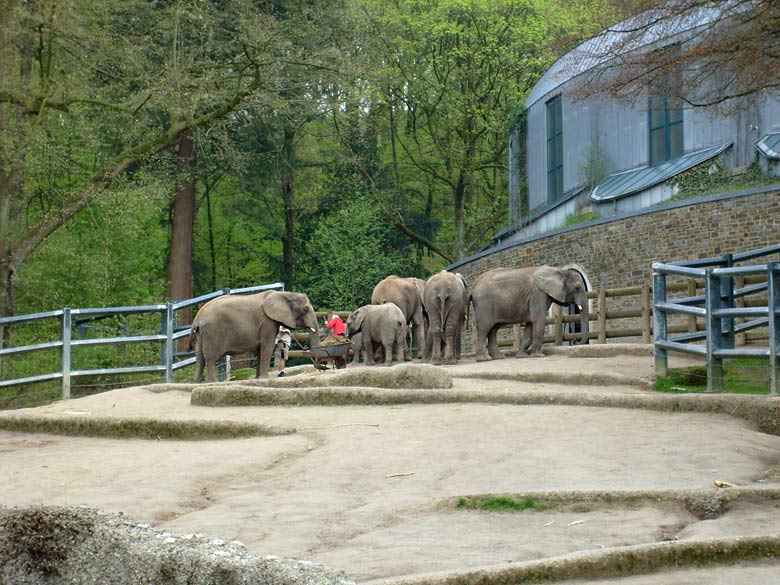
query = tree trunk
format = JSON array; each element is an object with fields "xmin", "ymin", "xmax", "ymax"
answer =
[
  {"xmin": 167, "ymin": 131, "xmax": 196, "ymax": 342},
  {"xmin": 453, "ymin": 172, "xmax": 466, "ymax": 260},
  {"xmin": 281, "ymin": 124, "xmax": 296, "ymax": 286}
]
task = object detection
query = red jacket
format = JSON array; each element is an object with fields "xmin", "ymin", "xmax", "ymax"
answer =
[{"xmin": 325, "ymin": 316, "xmax": 346, "ymax": 336}]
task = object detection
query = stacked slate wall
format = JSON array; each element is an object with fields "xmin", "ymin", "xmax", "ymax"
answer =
[{"xmin": 451, "ymin": 186, "xmax": 780, "ymax": 348}]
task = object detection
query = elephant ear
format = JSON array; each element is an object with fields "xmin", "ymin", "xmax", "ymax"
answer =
[
  {"xmin": 350, "ymin": 308, "xmax": 367, "ymax": 332},
  {"xmin": 533, "ymin": 266, "xmax": 566, "ymax": 304},
  {"xmin": 263, "ymin": 292, "xmax": 296, "ymax": 328}
]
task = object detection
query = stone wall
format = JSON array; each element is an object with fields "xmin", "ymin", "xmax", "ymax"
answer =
[{"xmin": 451, "ymin": 186, "xmax": 780, "ymax": 291}]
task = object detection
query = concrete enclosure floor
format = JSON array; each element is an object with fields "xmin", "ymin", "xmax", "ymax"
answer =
[{"xmin": 2, "ymin": 345, "xmax": 780, "ymax": 584}]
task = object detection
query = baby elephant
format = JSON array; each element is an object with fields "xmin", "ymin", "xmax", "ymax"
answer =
[{"xmin": 347, "ymin": 303, "xmax": 407, "ymax": 366}]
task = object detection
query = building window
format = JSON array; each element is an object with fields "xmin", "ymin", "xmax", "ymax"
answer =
[
  {"xmin": 546, "ymin": 95, "xmax": 563, "ymax": 202},
  {"xmin": 648, "ymin": 94, "xmax": 683, "ymax": 166}
]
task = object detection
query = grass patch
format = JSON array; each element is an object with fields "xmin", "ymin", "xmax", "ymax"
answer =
[
  {"xmin": 561, "ymin": 210, "xmax": 599, "ymax": 228},
  {"xmin": 457, "ymin": 496, "xmax": 548, "ymax": 512},
  {"xmin": 654, "ymin": 359, "xmax": 771, "ymax": 395}
]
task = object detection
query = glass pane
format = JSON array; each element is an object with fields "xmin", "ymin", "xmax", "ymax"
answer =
[
  {"xmin": 667, "ymin": 95, "xmax": 683, "ymax": 122},
  {"xmin": 548, "ymin": 138, "xmax": 556, "ymax": 170},
  {"xmin": 649, "ymin": 96, "xmax": 666, "ymax": 128},
  {"xmin": 669, "ymin": 122, "xmax": 683, "ymax": 159},
  {"xmin": 650, "ymin": 127, "xmax": 666, "ymax": 165}
]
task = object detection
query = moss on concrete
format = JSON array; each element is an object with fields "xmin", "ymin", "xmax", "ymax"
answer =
[
  {"xmin": 449, "ymin": 487, "xmax": 780, "ymax": 520},
  {"xmin": 190, "ymin": 384, "xmax": 780, "ymax": 437},
  {"xmin": 0, "ymin": 414, "xmax": 293, "ymax": 440},
  {"xmin": 374, "ymin": 536, "xmax": 780, "ymax": 585}
]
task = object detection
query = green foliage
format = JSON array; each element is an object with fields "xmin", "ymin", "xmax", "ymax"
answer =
[
  {"xmin": 561, "ymin": 209, "xmax": 599, "ymax": 228},
  {"xmin": 668, "ymin": 162, "xmax": 777, "ymax": 203},
  {"xmin": 1, "ymin": 0, "xmax": 618, "ymax": 407},
  {"xmin": 654, "ymin": 359, "xmax": 772, "ymax": 395},
  {"xmin": 305, "ymin": 196, "xmax": 416, "ymax": 312},
  {"xmin": 578, "ymin": 136, "xmax": 608, "ymax": 187}
]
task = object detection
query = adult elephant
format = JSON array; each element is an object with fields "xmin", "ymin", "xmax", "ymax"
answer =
[
  {"xmin": 471, "ymin": 266, "xmax": 589, "ymax": 361},
  {"xmin": 346, "ymin": 303, "xmax": 407, "ymax": 366},
  {"xmin": 190, "ymin": 290, "xmax": 319, "ymax": 382},
  {"xmin": 371, "ymin": 275, "xmax": 426, "ymax": 360},
  {"xmin": 423, "ymin": 270, "xmax": 468, "ymax": 365}
]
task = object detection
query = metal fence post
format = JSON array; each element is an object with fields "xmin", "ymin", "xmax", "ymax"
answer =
[
  {"xmin": 163, "ymin": 302, "xmax": 174, "ymax": 383},
  {"xmin": 653, "ymin": 272, "xmax": 668, "ymax": 377},
  {"xmin": 768, "ymin": 262, "xmax": 780, "ymax": 395},
  {"xmin": 62, "ymin": 308, "xmax": 72, "ymax": 400},
  {"xmin": 720, "ymin": 253, "xmax": 735, "ymax": 348},
  {"xmin": 705, "ymin": 270, "xmax": 725, "ymax": 391},
  {"xmin": 219, "ymin": 287, "xmax": 231, "ymax": 382}
]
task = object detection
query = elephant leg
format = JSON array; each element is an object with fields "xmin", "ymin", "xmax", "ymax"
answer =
[
  {"xmin": 256, "ymin": 342, "xmax": 273, "ymax": 377},
  {"xmin": 429, "ymin": 315, "xmax": 443, "ymax": 365},
  {"xmin": 487, "ymin": 325, "xmax": 504, "ymax": 360},
  {"xmin": 363, "ymin": 334, "xmax": 376, "ymax": 365},
  {"xmin": 351, "ymin": 333, "xmax": 363, "ymax": 365},
  {"xmin": 431, "ymin": 331, "xmax": 443, "ymax": 365},
  {"xmin": 518, "ymin": 325, "xmax": 532, "ymax": 357},
  {"xmin": 475, "ymin": 322, "xmax": 491, "ymax": 362},
  {"xmin": 412, "ymin": 308, "xmax": 425, "ymax": 360},
  {"xmin": 443, "ymin": 320, "xmax": 457, "ymax": 365},
  {"xmin": 393, "ymin": 331, "xmax": 405, "ymax": 363},
  {"xmin": 455, "ymin": 317, "xmax": 464, "ymax": 360},
  {"xmin": 529, "ymin": 321, "xmax": 545, "ymax": 357},
  {"xmin": 423, "ymin": 327, "xmax": 434, "ymax": 363},
  {"xmin": 381, "ymin": 338, "xmax": 394, "ymax": 365},
  {"xmin": 205, "ymin": 353, "xmax": 218, "ymax": 383},
  {"xmin": 194, "ymin": 341, "xmax": 205, "ymax": 383}
]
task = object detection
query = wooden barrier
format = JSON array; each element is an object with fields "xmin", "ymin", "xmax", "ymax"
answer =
[{"xmin": 300, "ymin": 274, "xmax": 769, "ymax": 353}]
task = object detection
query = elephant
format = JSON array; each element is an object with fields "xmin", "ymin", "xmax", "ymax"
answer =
[
  {"xmin": 371, "ymin": 275, "xmax": 426, "ymax": 359},
  {"xmin": 346, "ymin": 303, "xmax": 407, "ymax": 366},
  {"xmin": 470, "ymin": 266, "xmax": 589, "ymax": 360},
  {"xmin": 349, "ymin": 331, "xmax": 365, "ymax": 365},
  {"xmin": 348, "ymin": 331, "xmax": 386, "ymax": 366},
  {"xmin": 190, "ymin": 290, "xmax": 319, "ymax": 382},
  {"xmin": 423, "ymin": 270, "xmax": 468, "ymax": 365}
]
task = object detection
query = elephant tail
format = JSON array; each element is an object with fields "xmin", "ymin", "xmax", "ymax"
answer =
[{"xmin": 188, "ymin": 324, "xmax": 199, "ymax": 352}]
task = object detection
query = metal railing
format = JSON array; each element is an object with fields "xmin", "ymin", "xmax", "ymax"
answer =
[
  {"xmin": 652, "ymin": 245, "xmax": 780, "ymax": 393},
  {"xmin": 0, "ymin": 282, "xmax": 284, "ymax": 399}
]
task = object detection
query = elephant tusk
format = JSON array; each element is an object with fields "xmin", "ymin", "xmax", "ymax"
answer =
[
  {"xmin": 577, "ymin": 304, "xmax": 583, "ymax": 310},
  {"xmin": 310, "ymin": 327, "xmax": 316, "ymax": 332}
]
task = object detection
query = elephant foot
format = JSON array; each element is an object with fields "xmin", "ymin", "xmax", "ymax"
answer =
[
  {"xmin": 528, "ymin": 351, "xmax": 545, "ymax": 358},
  {"xmin": 488, "ymin": 352, "xmax": 505, "ymax": 360},
  {"xmin": 431, "ymin": 358, "xmax": 442, "ymax": 366},
  {"xmin": 475, "ymin": 353, "xmax": 492, "ymax": 362},
  {"xmin": 443, "ymin": 358, "xmax": 456, "ymax": 366}
]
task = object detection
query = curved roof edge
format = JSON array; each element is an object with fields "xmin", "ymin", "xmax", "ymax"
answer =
[{"xmin": 525, "ymin": 3, "xmax": 728, "ymax": 109}]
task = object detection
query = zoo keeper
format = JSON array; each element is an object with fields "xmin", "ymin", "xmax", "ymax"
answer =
[
  {"xmin": 275, "ymin": 326, "xmax": 292, "ymax": 377},
  {"xmin": 325, "ymin": 314, "xmax": 346, "ymax": 337}
]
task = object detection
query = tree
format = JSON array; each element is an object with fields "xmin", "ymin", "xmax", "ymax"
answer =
[
  {"xmin": 352, "ymin": 0, "xmax": 572, "ymax": 260},
  {"xmin": 571, "ymin": 0, "xmax": 780, "ymax": 110},
  {"xmin": 0, "ymin": 0, "xmax": 340, "ymax": 336}
]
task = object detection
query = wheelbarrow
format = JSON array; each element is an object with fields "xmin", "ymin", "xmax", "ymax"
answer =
[{"xmin": 304, "ymin": 340, "xmax": 351, "ymax": 370}]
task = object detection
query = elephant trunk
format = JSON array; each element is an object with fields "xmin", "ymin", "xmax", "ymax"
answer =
[{"xmin": 578, "ymin": 299, "xmax": 589, "ymax": 345}]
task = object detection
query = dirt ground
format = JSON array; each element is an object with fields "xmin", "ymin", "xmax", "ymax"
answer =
[{"xmin": 2, "ymin": 345, "xmax": 780, "ymax": 584}]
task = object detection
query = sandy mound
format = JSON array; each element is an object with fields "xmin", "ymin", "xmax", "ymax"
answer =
[{"xmin": 0, "ymin": 506, "xmax": 353, "ymax": 585}]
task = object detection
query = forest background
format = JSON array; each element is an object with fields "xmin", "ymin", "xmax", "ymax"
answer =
[{"xmin": 1, "ymin": 0, "xmax": 632, "ymax": 325}]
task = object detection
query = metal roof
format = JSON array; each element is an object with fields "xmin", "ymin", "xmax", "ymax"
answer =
[
  {"xmin": 590, "ymin": 143, "xmax": 732, "ymax": 202},
  {"xmin": 756, "ymin": 132, "xmax": 780, "ymax": 160},
  {"xmin": 525, "ymin": 3, "xmax": 729, "ymax": 108}
]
